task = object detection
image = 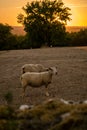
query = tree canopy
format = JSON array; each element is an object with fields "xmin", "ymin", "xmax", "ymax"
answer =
[
  {"xmin": 18, "ymin": 0, "xmax": 71, "ymax": 48},
  {"xmin": 0, "ymin": 23, "xmax": 18, "ymax": 50}
]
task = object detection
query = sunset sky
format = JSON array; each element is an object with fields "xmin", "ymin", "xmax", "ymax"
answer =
[{"xmin": 0, "ymin": 0, "xmax": 87, "ymax": 26}]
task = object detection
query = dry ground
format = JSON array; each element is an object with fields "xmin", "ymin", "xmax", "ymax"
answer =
[{"xmin": 0, "ymin": 47, "xmax": 87, "ymax": 108}]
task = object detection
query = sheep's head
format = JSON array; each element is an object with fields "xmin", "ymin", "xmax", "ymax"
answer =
[{"xmin": 47, "ymin": 67, "xmax": 57, "ymax": 75}]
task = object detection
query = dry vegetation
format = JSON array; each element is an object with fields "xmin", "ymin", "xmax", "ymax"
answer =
[
  {"xmin": 0, "ymin": 47, "xmax": 87, "ymax": 108},
  {"xmin": 0, "ymin": 99, "xmax": 87, "ymax": 130}
]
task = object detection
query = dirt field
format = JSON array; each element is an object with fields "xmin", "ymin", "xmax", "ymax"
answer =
[{"xmin": 0, "ymin": 47, "xmax": 87, "ymax": 108}]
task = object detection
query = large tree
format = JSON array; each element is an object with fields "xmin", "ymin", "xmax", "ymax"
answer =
[{"xmin": 17, "ymin": 0, "xmax": 71, "ymax": 48}]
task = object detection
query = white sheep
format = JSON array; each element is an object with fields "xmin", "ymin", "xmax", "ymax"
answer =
[
  {"xmin": 19, "ymin": 105, "xmax": 34, "ymax": 111},
  {"xmin": 20, "ymin": 67, "xmax": 57, "ymax": 97},
  {"xmin": 21, "ymin": 64, "xmax": 47, "ymax": 74},
  {"xmin": 19, "ymin": 105, "xmax": 29, "ymax": 111}
]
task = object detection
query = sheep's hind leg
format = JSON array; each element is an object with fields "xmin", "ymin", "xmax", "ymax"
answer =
[
  {"xmin": 45, "ymin": 85, "xmax": 50, "ymax": 97},
  {"xmin": 22, "ymin": 85, "xmax": 27, "ymax": 98}
]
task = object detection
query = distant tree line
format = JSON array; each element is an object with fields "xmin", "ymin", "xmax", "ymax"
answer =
[
  {"xmin": 0, "ymin": 23, "xmax": 87, "ymax": 51},
  {"xmin": 0, "ymin": 0, "xmax": 87, "ymax": 50},
  {"xmin": 65, "ymin": 29, "xmax": 87, "ymax": 46}
]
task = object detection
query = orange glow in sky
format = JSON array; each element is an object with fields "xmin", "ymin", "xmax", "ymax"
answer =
[
  {"xmin": 0, "ymin": 0, "xmax": 87, "ymax": 26},
  {"xmin": 63, "ymin": 0, "xmax": 87, "ymax": 26}
]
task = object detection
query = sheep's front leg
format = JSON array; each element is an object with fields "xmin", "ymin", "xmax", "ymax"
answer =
[
  {"xmin": 20, "ymin": 78, "xmax": 27, "ymax": 98},
  {"xmin": 45, "ymin": 85, "xmax": 50, "ymax": 97},
  {"xmin": 22, "ymin": 85, "xmax": 28, "ymax": 98}
]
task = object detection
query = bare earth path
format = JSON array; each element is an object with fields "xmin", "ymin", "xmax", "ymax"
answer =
[{"xmin": 0, "ymin": 47, "xmax": 87, "ymax": 107}]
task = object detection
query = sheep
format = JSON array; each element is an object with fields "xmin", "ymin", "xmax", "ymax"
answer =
[
  {"xmin": 19, "ymin": 105, "xmax": 29, "ymax": 111},
  {"xmin": 19, "ymin": 105, "xmax": 34, "ymax": 111},
  {"xmin": 60, "ymin": 99, "xmax": 74, "ymax": 105},
  {"xmin": 20, "ymin": 67, "xmax": 57, "ymax": 97},
  {"xmin": 21, "ymin": 64, "xmax": 47, "ymax": 74}
]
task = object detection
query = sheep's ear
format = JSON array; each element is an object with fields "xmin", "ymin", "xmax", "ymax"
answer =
[{"xmin": 48, "ymin": 67, "xmax": 53, "ymax": 71}]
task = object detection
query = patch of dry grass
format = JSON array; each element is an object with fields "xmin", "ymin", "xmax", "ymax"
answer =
[{"xmin": 0, "ymin": 100, "xmax": 87, "ymax": 130}]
